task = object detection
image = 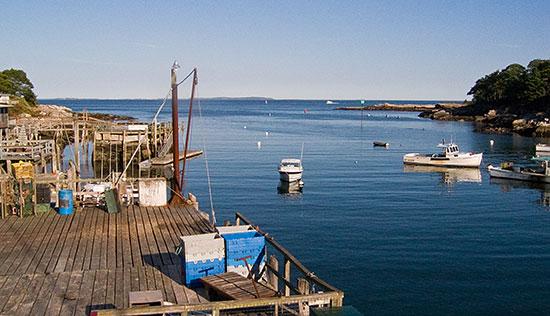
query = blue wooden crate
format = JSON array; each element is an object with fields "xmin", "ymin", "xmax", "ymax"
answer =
[
  {"xmin": 183, "ymin": 258, "xmax": 226, "ymax": 287},
  {"xmin": 221, "ymin": 231, "xmax": 266, "ymax": 275},
  {"xmin": 178, "ymin": 233, "xmax": 226, "ymax": 287}
]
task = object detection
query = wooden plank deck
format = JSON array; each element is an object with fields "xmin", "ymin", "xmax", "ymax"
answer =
[{"xmin": 0, "ymin": 205, "xmax": 213, "ymax": 315}]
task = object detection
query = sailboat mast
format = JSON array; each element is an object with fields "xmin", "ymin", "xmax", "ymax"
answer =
[
  {"xmin": 171, "ymin": 62, "xmax": 182, "ymax": 194},
  {"xmin": 180, "ymin": 68, "xmax": 197, "ymax": 190}
]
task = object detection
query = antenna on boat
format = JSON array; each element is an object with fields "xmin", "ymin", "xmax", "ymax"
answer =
[{"xmin": 300, "ymin": 142, "xmax": 305, "ymax": 162}]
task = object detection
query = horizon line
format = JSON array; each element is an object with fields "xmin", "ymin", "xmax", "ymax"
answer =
[{"xmin": 38, "ymin": 97, "xmax": 465, "ymax": 102}]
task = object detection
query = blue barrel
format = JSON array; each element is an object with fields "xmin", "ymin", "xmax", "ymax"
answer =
[{"xmin": 58, "ymin": 189, "xmax": 73, "ymax": 215}]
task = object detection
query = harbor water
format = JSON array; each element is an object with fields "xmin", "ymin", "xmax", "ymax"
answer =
[{"xmin": 46, "ymin": 99, "xmax": 550, "ymax": 315}]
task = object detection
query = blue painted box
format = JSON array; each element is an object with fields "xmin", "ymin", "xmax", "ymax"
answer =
[
  {"xmin": 178, "ymin": 233, "xmax": 226, "ymax": 287},
  {"xmin": 220, "ymin": 230, "xmax": 266, "ymax": 277}
]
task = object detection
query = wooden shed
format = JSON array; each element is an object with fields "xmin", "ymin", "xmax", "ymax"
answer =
[{"xmin": 0, "ymin": 94, "xmax": 11, "ymax": 129}]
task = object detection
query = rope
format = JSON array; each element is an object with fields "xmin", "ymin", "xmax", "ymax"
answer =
[
  {"xmin": 176, "ymin": 69, "xmax": 196, "ymax": 87},
  {"xmin": 114, "ymin": 66, "xmax": 196, "ymax": 187},
  {"xmin": 196, "ymin": 85, "xmax": 216, "ymax": 226}
]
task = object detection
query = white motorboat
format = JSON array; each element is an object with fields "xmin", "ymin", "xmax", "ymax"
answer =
[
  {"xmin": 403, "ymin": 143, "xmax": 483, "ymax": 168},
  {"xmin": 488, "ymin": 160, "xmax": 550, "ymax": 184},
  {"xmin": 278, "ymin": 159, "xmax": 303, "ymax": 183},
  {"xmin": 536, "ymin": 143, "xmax": 550, "ymax": 155}
]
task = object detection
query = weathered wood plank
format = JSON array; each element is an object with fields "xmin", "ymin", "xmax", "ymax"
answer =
[
  {"xmin": 16, "ymin": 213, "xmax": 61, "ymax": 275},
  {"xmin": 158, "ymin": 265, "xmax": 176, "ymax": 304},
  {"xmin": 0, "ymin": 215, "xmax": 38, "ymax": 269},
  {"xmin": 99, "ymin": 210, "xmax": 109, "ymax": 270},
  {"xmin": 89, "ymin": 208, "xmax": 103, "ymax": 270},
  {"xmin": 166, "ymin": 265, "xmax": 187, "ymax": 304},
  {"xmin": 120, "ymin": 206, "xmax": 132, "ymax": 268},
  {"xmin": 0, "ymin": 215, "xmax": 41, "ymax": 273},
  {"xmin": 91, "ymin": 269, "xmax": 108, "ymax": 311},
  {"xmin": 33, "ymin": 215, "xmax": 68, "ymax": 274},
  {"xmin": 73, "ymin": 207, "xmax": 95, "ymax": 271},
  {"xmin": 63, "ymin": 209, "xmax": 89, "ymax": 272},
  {"xmin": 107, "ymin": 213, "xmax": 117, "ymax": 270},
  {"xmin": 74, "ymin": 270, "xmax": 95, "ymax": 316},
  {"xmin": 127, "ymin": 206, "xmax": 143, "ymax": 266},
  {"xmin": 155, "ymin": 206, "xmax": 182, "ymax": 254},
  {"xmin": 45, "ymin": 271, "xmax": 71, "ymax": 315},
  {"xmin": 59, "ymin": 271, "xmax": 83, "ymax": 316},
  {"xmin": 134, "ymin": 206, "xmax": 151, "ymax": 268},
  {"xmin": 168, "ymin": 205, "xmax": 195, "ymax": 236},
  {"xmin": 28, "ymin": 272, "xmax": 59, "ymax": 315},
  {"xmin": 129, "ymin": 266, "xmax": 139, "ymax": 292},
  {"xmin": 113, "ymin": 268, "xmax": 125, "ymax": 309},
  {"xmin": 54, "ymin": 210, "xmax": 82, "ymax": 273},
  {"xmin": 149, "ymin": 206, "xmax": 176, "ymax": 265},
  {"xmin": 14, "ymin": 273, "xmax": 46, "ymax": 315},
  {"xmin": 122, "ymin": 266, "xmax": 131, "ymax": 308},
  {"xmin": 139, "ymin": 207, "xmax": 162, "ymax": 268},
  {"xmin": 0, "ymin": 275, "xmax": 23, "ymax": 311},
  {"xmin": 1, "ymin": 273, "xmax": 33, "ymax": 313},
  {"xmin": 40, "ymin": 215, "xmax": 74, "ymax": 274}
]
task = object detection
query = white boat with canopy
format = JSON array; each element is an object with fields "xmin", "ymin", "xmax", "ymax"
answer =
[
  {"xmin": 403, "ymin": 143, "xmax": 483, "ymax": 168},
  {"xmin": 278, "ymin": 159, "xmax": 303, "ymax": 183}
]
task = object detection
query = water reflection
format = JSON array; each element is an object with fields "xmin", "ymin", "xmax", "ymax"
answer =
[
  {"xmin": 490, "ymin": 177, "xmax": 550, "ymax": 207},
  {"xmin": 277, "ymin": 181, "xmax": 303, "ymax": 195},
  {"xmin": 403, "ymin": 165, "xmax": 482, "ymax": 186}
]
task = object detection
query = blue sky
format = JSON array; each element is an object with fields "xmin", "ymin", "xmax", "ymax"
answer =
[{"xmin": 1, "ymin": 1, "xmax": 549, "ymax": 100}]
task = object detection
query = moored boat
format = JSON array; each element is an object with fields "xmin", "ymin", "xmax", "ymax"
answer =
[
  {"xmin": 487, "ymin": 160, "xmax": 550, "ymax": 184},
  {"xmin": 373, "ymin": 141, "xmax": 389, "ymax": 147},
  {"xmin": 536, "ymin": 143, "xmax": 550, "ymax": 154},
  {"xmin": 278, "ymin": 158, "xmax": 303, "ymax": 182},
  {"xmin": 403, "ymin": 143, "xmax": 483, "ymax": 167}
]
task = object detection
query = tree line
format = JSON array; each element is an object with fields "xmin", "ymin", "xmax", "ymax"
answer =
[
  {"xmin": 467, "ymin": 59, "xmax": 550, "ymax": 115},
  {"xmin": 0, "ymin": 69, "xmax": 37, "ymax": 106}
]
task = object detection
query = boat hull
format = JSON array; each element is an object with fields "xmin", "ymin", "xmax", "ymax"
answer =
[
  {"xmin": 403, "ymin": 153, "xmax": 483, "ymax": 168},
  {"xmin": 279, "ymin": 171, "xmax": 302, "ymax": 182},
  {"xmin": 488, "ymin": 165, "xmax": 550, "ymax": 184},
  {"xmin": 536, "ymin": 144, "xmax": 550, "ymax": 153}
]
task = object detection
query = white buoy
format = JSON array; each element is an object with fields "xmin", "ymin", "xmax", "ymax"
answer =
[
  {"xmin": 244, "ymin": 125, "xmax": 247, "ymax": 129},
  {"xmin": 257, "ymin": 141, "xmax": 261, "ymax": 149},
  {"xmin": 490, "ymin": 139, "xmax": 495, "ymax": 146},
  {"xmin": 265, "ymin": 131, "xmax": 269, "ymax": 136}
]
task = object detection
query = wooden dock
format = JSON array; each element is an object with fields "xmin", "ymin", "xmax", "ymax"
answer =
[{"xmin": 0, "ymin": 205, "xmax": 213, "ymax": 315}]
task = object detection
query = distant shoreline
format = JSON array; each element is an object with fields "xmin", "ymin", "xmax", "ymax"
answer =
[{"xmin": 335, "ymin": 103, "xmax": 464, "ymax": 112}]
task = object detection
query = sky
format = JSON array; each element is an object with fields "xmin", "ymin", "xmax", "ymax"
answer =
[{"xmin": 1, "ymin": 1, "xmax": 549, "ymax": 100}]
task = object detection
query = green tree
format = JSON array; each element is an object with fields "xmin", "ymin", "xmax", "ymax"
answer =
[
  {"xmin": 0, "ymin": 68, "xmax": 37, "ymax": 105},
  {"xmin": 467, "ymin": 59, "xmax": 549, "ymax": 115}
]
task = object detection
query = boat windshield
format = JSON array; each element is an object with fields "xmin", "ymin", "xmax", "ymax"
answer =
[
  {"xmin": 446, "ymin": 146, "xmax": 459, "ymax": 153},
  {"xmin": 282, "ymin": 162, "xmax": 301, "ymax": 168}
]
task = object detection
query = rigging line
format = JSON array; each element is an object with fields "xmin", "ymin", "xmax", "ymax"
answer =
[
  {"xmin": 196, "ymin": 85, "xmax": 216, "ymax": 226},
  {"xmin": 114, "ymin": 89, "xmax": 171, "ymax": 186},
  {"xmin": 152, "ymin": 89, "xmax": 172, "ymax": 124},
  {"xmin": 176, "ymin": 69, "xmax": 196, "ymax": 87}
]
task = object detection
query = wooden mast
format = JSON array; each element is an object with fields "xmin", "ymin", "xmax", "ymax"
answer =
[{"xmin": 169, "ymin": 61, "xmax": 184, "ymax": 204}]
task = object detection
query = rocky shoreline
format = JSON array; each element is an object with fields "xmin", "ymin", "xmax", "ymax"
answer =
[
  {"xmin": 419, "ymin": 106, "xmax": 550, "ymax": 138},
  {"xmin": 14, "ymin": 103, "xmax": 136, "ymax": 122},
  {"xmin": 335, "ymin": 102, "xmax": 549, "ymax": 138}
]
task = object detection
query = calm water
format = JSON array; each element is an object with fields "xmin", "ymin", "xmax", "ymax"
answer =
[{"xmin": 44, "ymin": 99, "xmax": 550, "ymax": 315}]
